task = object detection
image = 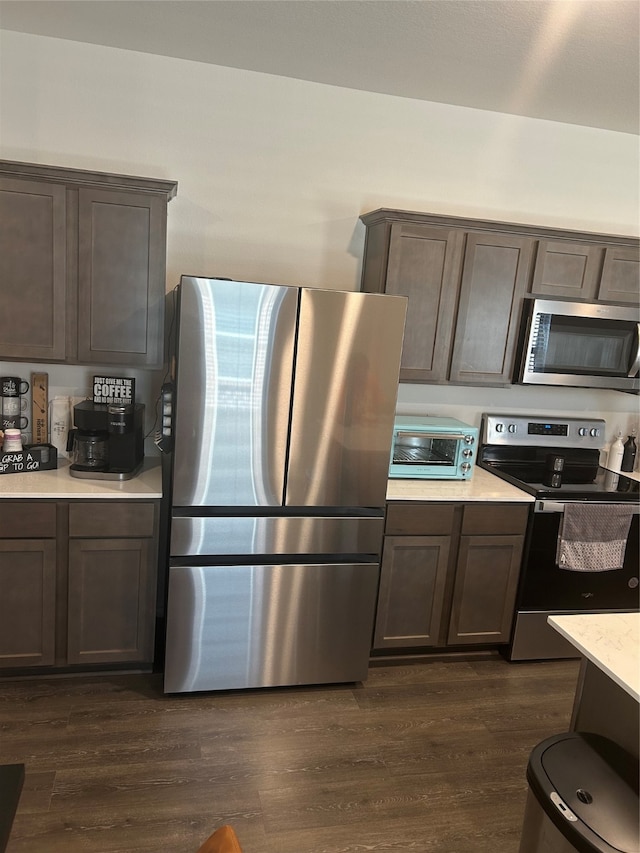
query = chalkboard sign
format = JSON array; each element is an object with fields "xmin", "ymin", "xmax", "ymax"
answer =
[
  {"xmin": 0, "ymin": 444, "xmax": 57, "ymax": 475},
  {"xmin": 92, "ymin": 376, "xmax": 136, "ymax": 405}
]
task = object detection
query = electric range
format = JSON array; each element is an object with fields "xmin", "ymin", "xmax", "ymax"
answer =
[{"xmin": 478, "ymin": 413, "xmax": 639, "ymax": 661}]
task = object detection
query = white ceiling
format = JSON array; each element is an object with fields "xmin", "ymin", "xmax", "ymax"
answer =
[{"xmin": 1, "ymin": 0, "xmax": 638, "ymax": 134}]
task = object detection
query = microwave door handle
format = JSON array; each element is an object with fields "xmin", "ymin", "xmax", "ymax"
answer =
[{"xmin": 628, "ymin": 323, "xmax": 640, "ymax": 378}]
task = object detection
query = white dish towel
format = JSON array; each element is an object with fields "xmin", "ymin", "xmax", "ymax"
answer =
[{"xmin": 556, "ymin": 503, "xmax": 635, "ymax": 572}]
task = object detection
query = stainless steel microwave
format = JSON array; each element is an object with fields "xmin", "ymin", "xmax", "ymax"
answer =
[
  {"xmin": 389, "ymin": 416, "xmax": 478, "ymax": 479},
  {"xmin": 515, "ymin": 298, "xmax": 640, "ymax": 392}
]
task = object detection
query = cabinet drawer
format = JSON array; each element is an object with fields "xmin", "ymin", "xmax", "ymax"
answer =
[
  {"xmin": 0, "ymin": 502, "xmax": 57, "ymax": 538},
  {"xmin": 69, "ymin": 502, "xmax": 156, "ymax": 538},
  {"xmin": 386, "ymin": 503, "xmax": 456, "ymax": 536},
  {"xmin": 462, "ymin": 504, "xmax": 529, "ymax": 536}
]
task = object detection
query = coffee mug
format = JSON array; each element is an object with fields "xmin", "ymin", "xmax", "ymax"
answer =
[
  {"xmin": 1, "ymin": 376, "xmax": 29, "ymax": 397},
  {"xmin": 1, "ymin": 396, "xmax": 28, "ymax": 417},
  {"xmin": 2, "ymin": 415, "xmax": 28, "ymax": 431}
]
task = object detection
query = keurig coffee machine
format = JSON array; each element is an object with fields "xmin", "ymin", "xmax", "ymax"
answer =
[{"xmin": 68, "ymin": 401, "xmax": 145, "ymax": 479}]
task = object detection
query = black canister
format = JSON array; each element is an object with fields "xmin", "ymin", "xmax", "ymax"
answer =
[
  {"xmin": 542, "ymin": 471, "xmax": 563, "ymax": 488},
  {"xmin": 545, "ymin": 454, "xmax": 565, "ymax": 473},
  {"xmin": 107, "ymin": 403, "xmax": 134, "ymax": 435},
  {"xmin": 621, "ymin": 435, "xmax": 637, "ymax": 473}
]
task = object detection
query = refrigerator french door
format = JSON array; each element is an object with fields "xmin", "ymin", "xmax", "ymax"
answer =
[{"xmin": 163, "ymin": 277, "xmax": 406, "ymax": 693}]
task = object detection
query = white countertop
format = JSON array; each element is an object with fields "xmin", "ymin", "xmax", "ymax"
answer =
[
  {"xmin": 0, "ymin": 458, "xmax": 530, "ymax": 504},
  {"xmin": 548, "ymin": 612, "xmax": 640, "ymax": 702},
  {"xmin": 0, "ymin": 457, "xmax": 163, "ymax": 499},
  {"xmin": 603, "ymin": 464, "xmax": 640, "ymax": 483},
  {"xmin": 386, "ymin": 465, "xmax": 534, "ymax": 502}
]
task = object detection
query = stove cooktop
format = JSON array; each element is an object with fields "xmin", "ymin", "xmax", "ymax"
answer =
[{"xmin": 479, "ymin": 460, "xmax": 640, "ymax": 501}]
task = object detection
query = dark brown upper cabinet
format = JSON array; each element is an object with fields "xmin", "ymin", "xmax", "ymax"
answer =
[
  {"xmin": 378, "ymin": 222, "xmax": 464, "ymax": 382},
  {"xmin": 0, "ymin": 161, "xmax": 177, "ymax": 368},
  {"xmin": 598, "ymin": 246, "xmax": 640, "ymax": 304},
  {"xmin": 0, "ymin": 177, "xmax": 68, "ymax": 361},
  {"xmin": 360, "ymin": 209, "xmax": 639, "ymax": 386},
  {"xmin": 530, "ymin": 241, "xmax": 640, "ymax": 305},
  {"xmin": 530, "ymin": 240, "xmax": 602, "ymax": 300},
  {"xmin": 449, "ymin": 232, "xmax": 534, "ymax": 386}
]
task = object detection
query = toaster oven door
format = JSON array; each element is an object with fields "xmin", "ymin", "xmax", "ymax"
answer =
[{"xmin": 390, "ymin": 430, "xmax": 471, "ymax": 478}]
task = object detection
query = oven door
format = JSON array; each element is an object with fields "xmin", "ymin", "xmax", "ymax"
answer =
[
  {"xmin": 522, "ymin": 501, "xmax": 639, "ymax": 611},
  {"xmin": 517, "ymin": 299, "xmax": 640, "ymax": 391},
  {"xmin": 510, "ymin": 500, "xmax": 639, "ymax": 660}
]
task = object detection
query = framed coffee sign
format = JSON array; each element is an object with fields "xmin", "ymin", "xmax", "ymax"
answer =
[{"xmin": 92, "ymin": 376, "xmax": 136, "ymax": 405}]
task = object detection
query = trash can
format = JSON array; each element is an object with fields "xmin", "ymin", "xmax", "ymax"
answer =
[{"xmin": 519, "ymin": 732, "xmax": 639, "ymax": 853}]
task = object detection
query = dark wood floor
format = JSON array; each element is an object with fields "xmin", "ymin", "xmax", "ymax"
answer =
[{"xmin": 1, "ymin": 654, "xmax": 579, "ymax": 853}]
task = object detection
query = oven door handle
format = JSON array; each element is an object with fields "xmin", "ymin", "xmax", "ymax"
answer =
[{"xmin": 535, "ymin": 500, "xmax": 640, "ymax": 514}]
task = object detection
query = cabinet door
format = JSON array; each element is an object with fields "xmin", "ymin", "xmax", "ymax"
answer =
[
  {"xmin": 385, "ymin": 223, "xmax": 464, "ymax": 382},
  {"xmin": 0, "ymin": 540, "xmax": 56, "ymax": 667},
  {"xmin": 77, "ymin": 188, "xmax": 166, "ymax": 367},
  {"xmin": 598, "ymin": 247, "xmax": 640, "ymax": 305},
  {"xmin": 67, "ymin": 538, "xmax": 156, "ymax": 664},
  {"xmin": 449, "ymin": 233, "xmax": 534, "ymax": 385},
  {"xmin": 530, "ymin": 240, "xmax": 602, "ymax": 300},
  {"xmin": 373, "ymin": 535, "xmax": 451, "ymax": 649},
  {"xmin": 0, "ymin": 177, "xmax": 67, "ymax": 360},
  {"xmin": 448, "ymin": 534, "xmax": 523, "ymax": 645}
]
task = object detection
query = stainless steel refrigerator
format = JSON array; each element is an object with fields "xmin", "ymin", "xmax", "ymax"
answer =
[{"xmin": 163, "ymin": 275, "xmax": 406, "ymax": 693}]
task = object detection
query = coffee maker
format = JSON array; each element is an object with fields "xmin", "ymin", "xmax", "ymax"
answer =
[{"xmin": 68, "ymin": 401, "xmax": 145, "ymax": 480}]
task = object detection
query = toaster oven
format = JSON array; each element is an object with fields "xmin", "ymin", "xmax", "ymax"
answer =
[{"xmin": 389, "ymin": 416, "xmax": 478, "ymax": 479}]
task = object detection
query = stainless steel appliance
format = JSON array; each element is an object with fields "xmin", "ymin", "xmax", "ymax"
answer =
[
  {"xmin": 389, "ymin": 415, "xmax": 478, "ymax": 479},
  {"xmin": 68, "ymin": 401, "xmax": 145, "ymax": 480},
  {"xmin": 515, "ymin": 298, "xmax": 640, "ymax": 392},
  {"xmin": 478, "ymin": 413, "xmax": 639, "ymax": 661},
  {"xmin": 162, "ymin": 276, "xmax": 407, "ymax": 693}
]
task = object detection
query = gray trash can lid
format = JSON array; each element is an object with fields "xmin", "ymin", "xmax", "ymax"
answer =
[{"xmin": 527, "ymin": 732, "xmax": 639, "ymax": 853}]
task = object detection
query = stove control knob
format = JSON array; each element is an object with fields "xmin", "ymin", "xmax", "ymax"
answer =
[
  {"xmin": 461, "ymin": 462, "xmax": 471, "ymax": 472},
  {"xmin": 495, "ymin": 423, "xmax": 505, "ymax": 433},
  {"xmin": 462, "ymin": 448, "xmax": 474, "ymax": 458},
  {"xmin": 508, "ymin": 424, "xmax": 517, "ymax": 433},
  {"xmin": 464, "ymin": 434, "xmax": 475, "ymax": 444},
  {"xmin": 578, "ymin": 427, "xmax": 587, "ymax": 436},
  {"xmin": 590, "ymin": 428, "xmax": 600, "ymax": 438}
]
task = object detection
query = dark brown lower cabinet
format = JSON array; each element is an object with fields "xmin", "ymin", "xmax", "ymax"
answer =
[
  {"xmin": 0, "ymin": 499, "xmax": 158, "ymax": 674},
  {"xmin": 374, "ymin": 535, "xmax": 451, "ymax": 648},
  {"xmin": 67, "ymin": 538, "xmax": 154, "ymax": 665},
  {"xmin": 373, "ymin": 501, "xmax": 528, "ymax": 652},
  {"xmin": 0, "ymin": 539, "xmax": 57, "ymax": 667},
  {"xmin": 448, "ymin": 533, "xmax": 524, "ymax": 644}
]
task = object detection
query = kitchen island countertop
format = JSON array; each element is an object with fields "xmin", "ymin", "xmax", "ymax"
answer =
[
  {"xmin": 0, "ymin": 457, "xmax": 162, "ymax": 499},
  {"xmin": 387, "ymin": 465, "xmax": 534, "ymax": 502},
  {"xmin": 548, "ymin": 612, "xmax": 639, "ymax": 759},
  {"xmin": 549, "ymin": 612, "xmax": 639, "ymax": 701}
]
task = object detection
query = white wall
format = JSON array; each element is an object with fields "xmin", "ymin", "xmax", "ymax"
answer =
[{"xmin": 1, "ymin": 30, "xmax": 638, "ymax": 453}]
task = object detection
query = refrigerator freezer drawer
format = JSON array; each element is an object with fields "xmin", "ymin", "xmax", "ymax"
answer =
[
  {"xmin": 164, "ymin": 561, "xmax": 379, "ymax": 692},
  {"xmin": 170, "ymin": 514, "xmax": 385, "ymax": 557}
]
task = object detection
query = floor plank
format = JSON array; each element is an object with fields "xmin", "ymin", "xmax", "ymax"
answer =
[{"xmin": 1, "ymin": 655, "xmax": 580, "ymax": 852}]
